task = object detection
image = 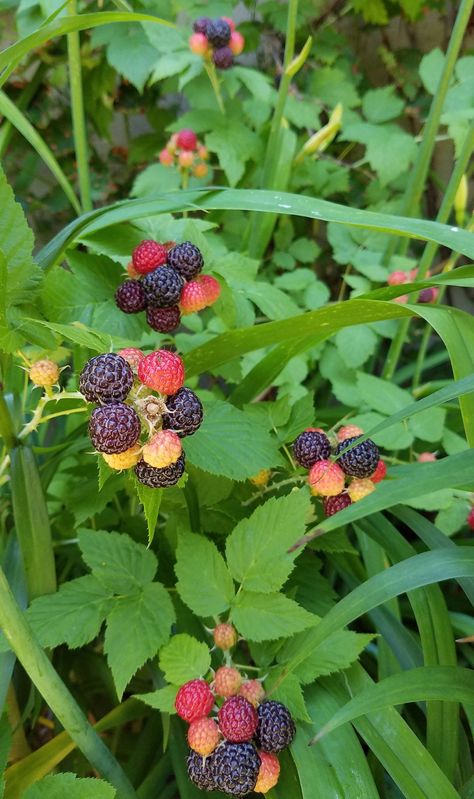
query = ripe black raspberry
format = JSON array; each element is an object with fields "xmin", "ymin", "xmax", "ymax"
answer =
[
  {"xmin": 335, "ymin": 436, "xmax": 379, "ymax": 478},
  {"xmin": 146, "ymin": 305, "xmax": 181, "ymax": 333},
  {"xmin": 211, "ymin": 742, "xmax": 261, "ymax": 796},
  {"xmin": 293, "ymin": 430, "xmax": 331, "ymax": 468},
  {"xmin": 79, "ymin": 354, "xmax": 133, "ymax": 404},
  {"xmin": 88, "ymin": 403, "xmax": 141, "ymax": 454},
  {"xmin": 135, "ymin": 453, "xmax": 185, "ymax": 487},
  {"xmin": 193, "ymin": 16, "xmax": 211, "ymax": 35},
  {"xmin": 187, "ymin": 750, "xmax": 217, "ymax": 791},
  {"xmin": 115, "ymin": 280, "xmax": 147, "ymax": 314},
  {"xmin": 162, "ymin": 387, "xmax": 203, "ymax": 437},
  {"xmin": 207, "ymin": 18, "xmax": 231, "ymax": 47},
  {"xmin": 323, "ymin": 493, "xmax": 352, "ymax": 517},
  {"xmin": 213, "ymin": 46, "xmax": 234, "ymax": 69},
  {"xmin": 255, "ymin": 701, "xmax": 295, "ymax": 753},
  {"xmin": 167, "ymin": 242, "xmax": 204, "ymax": 280},
  {"xmin": 142, "ymin": 266, "xmax": 184, "ymax": 308}
]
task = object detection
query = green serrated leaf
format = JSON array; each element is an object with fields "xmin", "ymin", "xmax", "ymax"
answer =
[
  {"xmin": 175, "ymin": 533, "xmax": 234, "ymax": 617},
  {"xmin": 105, "ymin": 581, "xmax": 175, "ymax": 699},
  {"xmin": 23, "ymin": 773, "xmax": 115, "ymax": 798},
  {"xmin": 136, "ymin": 685, "xmax": 178, "ymax": 714},
  {"xmin": 231, "ymin": 591, "xmax": 316, "ymax": 642},
  {"xmin": 279, "ymin": 629, "xmax": 374, "ymax": 685},
  {"xmin": 78, "ymin": 529, "xmax": 157, "ymax": 594},
  {"xmin": 135, "ymin": 482, "xmax": 163, "ymax": 546},
  {"xmin": 225, "ymin": 491, "xmax": 311, "ymax": 592},
  {"xmin": 159, "ymin": 634, "xmax": 211, "ymax": 685}
]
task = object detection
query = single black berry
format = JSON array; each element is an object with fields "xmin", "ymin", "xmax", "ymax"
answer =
[
  {"xmin": 142, "ymin": 266, "xmax": 184, "ymax": 308},
  {"xmin": 293, "ymin": 430, "xmax": 331, "ymax": 468},
  {"xmin": 207, "ymin": 18, "xmax": 231, "ymax": 47},
  {"xmin": 211, "ymin": 742, "xmax": 260, "ymax": 796},
  {"xmin": 79, "ymin": 353, "xmax": 133, "ymax": 404},
  {"xmin": 167, "ymin": 241, "xmax": 203, "ymax": 280},
  {"xmin": 193, "ymin": 16, "xmax": 211, "ymax": 35},
  {"xmin": 146, "ymin": 305, "xmax": 181, "ymax": 333},
  {"xmin": 162, "ymin": 387, "xmax": 203, "ymax": 437},
  {"xmin": 255, "ymin": 701, "xmax": 295, "ymax": 753},
  {"xmin": 115, "ymin": 280, "xmax": 147, "ymax": 314},
  {"xmin": 135, "ymin": 453, "xmax": 186, "ymax": 488},
  {"xmin": 187, "ymin": 750, "xmax": 217, "ymax": 791},
  {"xmin": 213, "ymin": 46, "xmax": 233, "ymax": 69},
  {"xmin": 88, "ymin": 403, "xmax": 141, "ymax": 454},
  {"xmin": 335, "ymin": 436, "xmax": 379, "ymax": 478}
]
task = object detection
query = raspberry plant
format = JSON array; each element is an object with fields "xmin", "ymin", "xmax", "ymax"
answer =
[{"xmin": 0, "ymin": 0, "xmax": 473, "ymax": 798}]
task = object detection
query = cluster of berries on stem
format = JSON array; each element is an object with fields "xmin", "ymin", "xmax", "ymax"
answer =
[
  {"xmin": 292, "ymin": 424, "xmax": 387, "ymax": 516},
  {"xmin": 79, "ymin": 349, "xmax": 203, "ymax": 488},
  {"xmin": 116, "ymin": 239, "xmax": 220, "ymax": 331},
  {"xmin": 175, "ymin": 623, "xmax": 295, "ymax": 795},
  {"xmin": 189, "ymin": 16, "xmax": 245, "ymax": 70},
  {"xmin": 159, "ymin": 129, "xmax": 210, "ymax": 179}
]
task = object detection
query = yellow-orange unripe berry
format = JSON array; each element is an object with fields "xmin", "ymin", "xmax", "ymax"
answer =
[
  {"xmin": 103, "ymin": 443, "xmax": 141, "ymax": 470},
  {"xmin": 142, "ymin": 430, "xmax": 182, "ymax": 468},
  {"xmin": 308, "ymin": 460, "xmax": 345, "ymax": 497},
  {"xmin": 240, "ymin": 680, "xmax": 265, "ymax": 707},
  {"xmin": 188, "ymin": 717, "xmax": 220, "ymax": 756},
  {"xmin": 255, "ymin": 752, "xmax": 280, "ymax": 793},
  {"xmin": 250, "ymin": 469, "xmax": 271, "ymax": 488},
  {"xmin": 213, "ymin": 623, "xmax": 238, "ymax": 650},
  {"xmin": 214, "ymin": 666, "xmax": 242, "ymax": 698},
  {"xmin": 348, "ymin": 478, "xmax": 375, "ymax": 502},
  {"xmin": 29, "ymin": 359, "xmax": 60, "ymax": 387}
]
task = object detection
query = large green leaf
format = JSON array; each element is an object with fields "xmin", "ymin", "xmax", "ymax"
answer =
[{"xmin": 313, "ymin": 667, "xmax": 474, "ymax": 742}]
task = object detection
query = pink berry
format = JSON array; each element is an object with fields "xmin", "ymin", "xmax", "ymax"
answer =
[
  {"xmin": 388, "ymin": 271, "xmax": 407, "ymax": 286},
  {"xmin": 176, "ymin": 129, "xmax": 198, "ymax": 151},
  {"xmin": 308, "ymin": 460, "xmax": 345, "ymax": 497},
  {"xmin": 175, "ymin": 679, "xmax": 214, "ymax": 723},
  {"xmin": 240, "ymin": 680, "xmax": 265, "ymax": 707},
  {"xmin": 213, "ymin": 623, "xmax": 238, "ymax": 651},
  {"xmin": 137, "ymin": 350, "xmax": 185, "ymax": 396},
  {"xmin": 189, "ymin": 32, "xmax": 209, "ymax": 56},
  {"xmin": 337, "ymin": 424, "xmax": 364, "ymax": 442},
  {"xmin": 214, "ymin": 666, "xmax": 242, "ymax": 698},
  {"xmin": 393, "ymin": 294, "xmax": 409, "ymax": 304},
  {"xmin": 180, "ymin": 275, "xmax": 221, "ymax": 315},
  {"xmin": 417, "ymin": 452, "xmax": 437, "ymax": 463},
  {"xmin": 117, "ymin": 347, "xmax": 144, "ymax": 371},
  {"xmin": 229, "ymin": 30, "xmax": 245, "ymax": 55},
  {"xmin": 142, "ymin": 430, "xmax": 182, "ymax": 468},
  {"xmin": 370, "ymin": 459, "xmax": 387, "ymax": 483},
  {"xmin": 467, "ymin": 508, "xmax": 474, "ymax": 530},
  {"xmin": 188, "ymin": 717, "xmax": 220, "ymax": 756}
]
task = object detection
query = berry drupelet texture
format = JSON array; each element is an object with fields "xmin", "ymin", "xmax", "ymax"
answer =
[
  {"xmin": 79, "ymin": 353, "xmax": 133, "ymax": 404},
  {"xmin": 213, "ymin": 622, "xmax": 238, "ymax": 651},
  {"xmin": 255, "ymin": 751, "xmax": 280, "ymax": 793},
  {"xmin": 213, "ymin": 46, "xmax": 234, "ymax": 69},
  {"xmin": 206, "ymin": 18, "xmax": 231, "ymax": 47},
  {"xmin": 293, "ymin": 430, "xmax": 331, "ymax": 468},
  {"xmin": 167, "ymin": 241, "xmax": 204, "ymax": 280},
  {"xmin": 132, "ymin": 240, "xmax": 168, "ymax": 275},
  {"xmin": 188, "ymin": 717, "xmax": 220, "ymax": 757},
  {"xmin": 162, "ymin": 387, "xmax": 203, "ymax": 436},
  {"xmin": 88, "ymin": 403, "xmax": 141, "ymax": 454},
  {"xmin": 323, "ymin": 493, "xmax": 352, "ymax": 517},
  {"xmin": 138, "ymin": 350, "xmax": 185, "ymax": 396},
  {"xmin": 214, "ymin": 666, "xmax": 242, "ymax": 698},
  {"xmin": 146, "ymin": 305, "xmax": 181, "ymax": 333},
  {"xmin": 308, "ymin": 460, "xmax": 345, "ymax": 497},
  {"xmin": 335, "ymin": 436, "xmax": 379, "ymax": 478},
  {"xmin": 211, "ymin": 742, "xmax": 261, "ymax": 796},
  {"xmin": 255, "ymin": 701, "xmax": 296, "ymax": 753},
  {"xmin": 135, "ymin": 453, "xmax": 186, "ymax": 488},
  {"xmin": 115, "ymin": 280, "xmax": 147, "ymax": 314},
  {"xmin": 29, "ymin": 359, "xmax": 60, "ymax": 387},
  {"xmin": 218, "ymin": 696, "xmax": 258, "ymax": 743},
  {"xmin": 142, "ymin": 266, "xmax": 184, "ymax": 308},
  {"xmin": 187, "ymin": 750, "xmax": 217, "ymax": 791},
  {"xmin": 175, "ymin": 678, "xmax": 214, "ymax": 723}
]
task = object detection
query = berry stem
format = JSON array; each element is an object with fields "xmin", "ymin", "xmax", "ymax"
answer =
[
  {"xmin": 204, "ymin": 61, "xmax": 225, "ymax": 115},
  {"xmin": 0, "ymin": 393, "xmax": 17, "ymax": 450},
  {"xmin": 19, "ymin": 390, "xmax": 86, "ymax": 440}
]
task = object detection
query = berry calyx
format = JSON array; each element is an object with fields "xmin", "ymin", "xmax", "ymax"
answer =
[
  {"xmin": 255, "ymin": 701, "xmax": 295, "ymax": 753},
  {"xmin": 293, "ymin": 430, "xmax": 331, "ymax": 468},
  {"xmin": 308, "ymin": 460, "xmax": 345, "ymax": 497},
  {"xmin": 211, "ymin": 742, "xmax": 261, "ymax": 796},
  {"xmin": 89, "ymin": 403, "xmax": 141, "ymax": 454},
  {"xmin": 142, "ymin": 266, "xmax": 184, "ymax": 308},
  {"xmin": 189, "ymin": 31, "xmax": 209, "ymax": 55},
  {"xmin": 218, "ymin": 696, "xmax": 258, "ymax": 743},
  {"xmin": 146, "ymin": 305, "xmax": 181, "ymax": 333},
  {"xmin": 132, "ymin": 240, "xmax": 168, "ymax": 275},
  {"xmin": 167, "ymin": 241, "xmax": 204, "ymax": 281},
  {"xmin": 337, "ymin": 424, "xmax": 364, "ymax": 442},
  {"xmin": 213, "ymin": 622, "xmax": 238, "ymax": 651},
  {"xmin": 115, "ymin": 280, "xmax": 147, "ymax": 314},
  {"xmin": 348, "ymin": 478, "xmax": 375, "ymax": 502},
  {"xmin": 117, "ymin": 348, "xmax": 144, "ymax": 371},
  {"xmin": 138, "ymin": 350, "xmax": 185, "ymax": 396},
  {"xmin": 28, "ymin": 359, "xmax": 60, "ymax": 387},
  {"xmin": 240, "ymin": 680, "xmax": 265, "ymax": 707},
  {"xmin": 370, "ymin": 459, "xmax": 387, "ymax": 483},
  {"xmin": 175, "ymin": 679, "xmax": 214, "ymax": 723},
  {"xmin": 323, "ymin": 493, "xmax": 352, "ymax": 517},
  {"xmin": 162, "ymin": 387, "xmax": 203, "ymax": 437},
  {"xmin": 214, "ymin": 666, "xmax": 242, "ymax": 699},
  {"xmin": 255, "ymin": 751, "xmax": 280, "ymax": 793},
  {"xmin": 188, "ymin": 717, "xmax": 220, "ymax": 756},
  {"xmin": 80, "ymin": 354, "xmax": 133, "ymax": 404},
  {"xmin": 135, "ymin": 454, "xmax": 186, "ymax": 488},
  {"xmin": 102, "ymin": 443, "xmax": 141, "ymax": 470},
  {"xmin": 229, "ymin": 30, "xmax": 245, "ymax": 55},
  {"xmin": 335, "ymin": 436, "xmax": 379, "ymax": 478},
  {"xmin": 176, "ymin": 129, "xmax": 198, "ymax": 151},
  {"xmin": 142, "ymin": 430, "xmax": 182, "ymax": 469}
]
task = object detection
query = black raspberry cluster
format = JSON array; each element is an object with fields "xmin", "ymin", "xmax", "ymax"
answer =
[
  {"xmin": 174, "ymin": 623, "xmax": 295, "ymax": 795},
  {"xmin": 79, "ymin": 348, "xmax": 203, "ymax": 488},
  {"xmin": 189, "ymin": 16, "xmax": 245, "ymax": 69},
  {"xmin": 115, "ymin": 239, "xmax": 220, "ymax": 333},
  {"xmin": 293, "ymin": 423, "xmax": 387, "ymax": 515}
]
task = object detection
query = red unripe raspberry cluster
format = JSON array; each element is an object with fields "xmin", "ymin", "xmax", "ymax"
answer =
[
  {"xmin": 160, "ymin": 130, "xmax": 210, "ymax": 178},
  {"xmin": 188, "ymin": 16, "xmax": 245, "ymax": 71}
]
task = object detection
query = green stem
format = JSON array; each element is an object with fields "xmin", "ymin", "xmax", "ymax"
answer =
[
  {"xmin": 382, "ymin": 118, "xmax": 474, "ymax": 381},
  {"xmin": 204, "ymin": 61, "xmax": 225, "ymax": 115},
  {"xmin": 383, "ymin": 0, "xmax": 473, "ymax": 265},
  {"xmin": 0, "ymin": 61, "xmax": 46, "ymax": 159},
  {"xmin": 0, "ymin": 394, "xmax": 16, "ymax": 450},
  {"xmin": 0, "ymin": 564, "xmax": 138, "ymax": 798},
  {"xmin": 67, "ymin": 0, "xmax": 92, "ymax": 212}
]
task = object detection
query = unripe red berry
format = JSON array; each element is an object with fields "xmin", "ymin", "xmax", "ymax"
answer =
[
  {"xmin": 159, "ymin": 148, "xmax": 174, "ymax": 166},
  {"xmin": 176, "ymin": 129, "xmax": 198, "ymax": 151},
  {"xmin": 137, "ymin": 350, "xmax": 185, "ymax": 396},
  {"xmin": 132, "ymin": 240, "xmax": 168, "ymax": 275},
  {"xmin": 337, "ymin": 424, "xmax": 364, "ymax": 442},
  {"xmin": 370, "ymin": 459, "xmax": 387, "ymax": 483},
  {"xmin": 255, "ymin": 751, "xmax": 280, "ymax": 793},
  {"xmin": 229, "ymin": 30, "xmax": 245, "ymax": 55},
  {"xmin": 188, "ymin": 717, "xmax": 220, "ymax": 756},
  {"xmin": 388, "ymin": 270, "xmax": 407, "ymax": 286},
  {"xmin": 467, "ymin": 507, "xmax": 474, "ymax": 530},
  {"xmin": 178, "ymin": 150, "xmax": 195, "ymax": 169},
  {"xmin": 214, "ymin": 666, "xmax": 242, "ymax": 698},
  {"xmin": 175, "ymin": 679, "xmax": 214, "ymax": 723},
  {"xmin": 193, "ymin": 162, "xmax": 208, "ymax": 178},
  {"xmin": 308, "ymin": 460, "xmax": 345, "ymax": 497},
  {"xmin": 189, "ymin": 31, "xmax": 209, "ymax": 55},
  {"xmin": 240, "ymin": 680, "xmax": 265, "ymax": 707},
  {"xmin": 142, "ymin": 430, "xmax": 182, "ymax": 468},
  {"xmin": 348, "ymin": 478, "xmax": 375, "ymax": 502},
  {"xmin": 117, "ymin": 348, "xmax": 144, "ymax": 372}
]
